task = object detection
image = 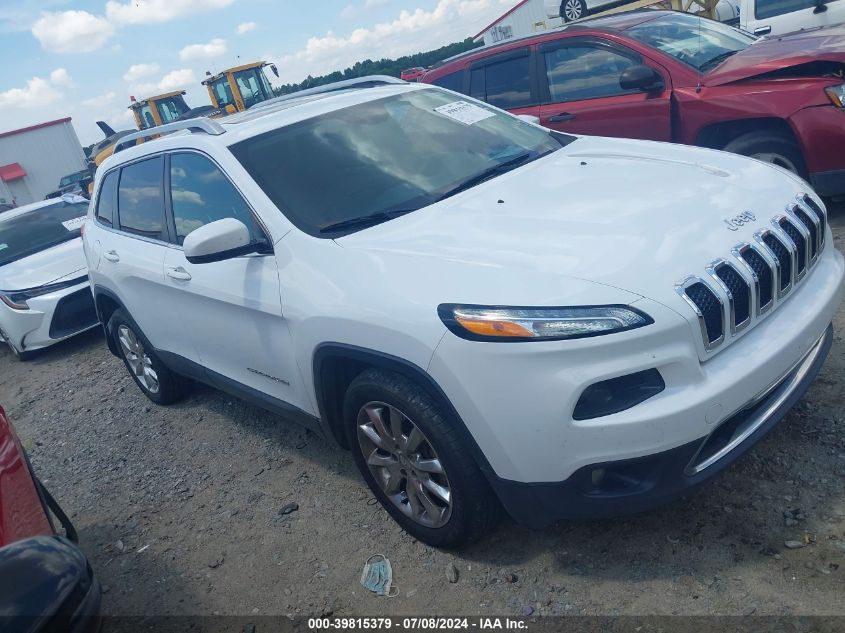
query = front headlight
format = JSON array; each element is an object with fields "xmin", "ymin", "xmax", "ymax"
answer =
[
  {"xmin": 825, "ymin": 83, "xmax": 845, "ymax": 108},
  {"xmin": 0, "ymin": 275, "xmax": 88, "ymax": 311},
  {"xmin": 438, "ymin": 304, "xmax": 653, "ymax": 341}
]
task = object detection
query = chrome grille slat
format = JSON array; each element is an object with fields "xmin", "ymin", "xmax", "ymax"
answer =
[{"xmin": 678, "ymin": 193, "xmax": 825, "ymax": 353}]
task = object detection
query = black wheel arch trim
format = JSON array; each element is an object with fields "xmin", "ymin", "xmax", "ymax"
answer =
[
  {"xmin": 312, "ymin": 342, "xmax": 497, "ymax": 477},
  {"xmin": 91, "ymin": 285, "xmax": 126, "ymax": 357}
]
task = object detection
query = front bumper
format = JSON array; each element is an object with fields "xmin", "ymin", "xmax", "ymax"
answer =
[
  {"xmin": 490, "ymin": 323, "xmax": 833, "ymax": 528},
  {"xmin": 0, "ymin": 282, "xmax": 97, "ymax": 354}
]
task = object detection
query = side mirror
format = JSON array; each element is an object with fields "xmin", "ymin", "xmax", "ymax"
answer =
[
  {"xmin": 516, "ymin": 114, "xmax": 541, "ymax": 125},
  {"xmin": 184, "ymin": 218, "xmax": 264, "ymax": 264},
  {"xmin": 0, "ymin": 536, "xmax": 100, "ymax": 625},
  {"xmin": 270, "ymin": 63, "xmax": 279, "ymax": 78},
  {"xmin": 619, "ymin": 65, "xmax": 665, "ymax": 93}
]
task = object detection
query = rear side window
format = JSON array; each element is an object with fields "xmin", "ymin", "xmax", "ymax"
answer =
[
  {"xmin": 169, "ymin": 153, "xmax": 263, "ymax": 245},
  {"xmin": 430, "ymin": 71, "xmax": 464, "ymax": 93},
  {"xmin": 117, "ymin": 156, "xmax": 166, "ymax": 239},
  {"xmin": 95, "ymin": 171, "xmax": 118, "ymax": 227},
  {"xmin": 473, "ymin": 52, "xmax": 533, "ymax": 109}
]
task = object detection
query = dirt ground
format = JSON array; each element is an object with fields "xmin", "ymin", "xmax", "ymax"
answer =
[{"xmin": 2, "ymin": 205, "xmax": 844, "ymax": 618}]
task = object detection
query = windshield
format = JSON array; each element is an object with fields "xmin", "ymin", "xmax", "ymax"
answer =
[
  {"xmin": 59, "ymin": 171, "xmax": 87, "ymax": 187},
  {"xmin": 156, "ymin": 95, "xmax": 191, "ymax": 124},
  {"xmin": 231, "ymin": 88, "xmax": 568, "ymax": 237},
  {"xmin": 234, "ymin": 67, "xmax": 273, "ymax": 109},
  {"xmin": 0, "ymin": 201, "xmax": 88, "ymax": 267},
  {"xmin": 627, "ymin": 13, "xmax": 756, "ymax": 71}
]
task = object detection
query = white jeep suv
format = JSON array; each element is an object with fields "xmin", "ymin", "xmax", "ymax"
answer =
[{"xmin": 83, "ymin": 77, "xmax": 844, "ymax": 546}]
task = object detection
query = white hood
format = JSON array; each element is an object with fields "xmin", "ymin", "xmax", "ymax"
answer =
[
  {"xmin": 339, "ymin": 136, "xmax": 808, "ymax": 312},
  {"xmin": 0, "ymin": 238, "xmax": 87, "ymax": 290}
]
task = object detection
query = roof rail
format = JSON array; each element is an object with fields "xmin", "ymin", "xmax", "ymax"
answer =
[
  {"xmin": 252, "ymin": 75, "xmax": 406, "ymax": 110},
  {"xmin": 113, "ymin": 117, "xmax": 226, "ymax": 154}
]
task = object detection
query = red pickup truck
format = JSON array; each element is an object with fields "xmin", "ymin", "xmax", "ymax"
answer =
[{"xmin": 422, "ymin": 11, "xmax": 845, "ymax": 197}]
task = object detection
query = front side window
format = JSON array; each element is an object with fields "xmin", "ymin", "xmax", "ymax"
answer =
[
  {"xmin": 117, "ymin": 156, "xmax": 166, "ymax": 239},
  {"xmin": 96, "ymin": 171, "xmax": 118, "ymax": 227},
  {"xmin": 169, "ymin": 153, "xmax": 262, "ymax": 245},
  {"xmin": 475, "ymin": 53, "xmax": 533, "ymax": 109},
  {"xmin": 135, "ymin": 103, "xmax": 156, "ymax": 130},
  {"xmin": 755, "ymin": 0, "xmax": 839, "ymax": 18},
  {"xmin": 0, "ymin": 200, "xmax": 89, "ymax": 267},
  {"xmin": 626, "ymin": 13, "xmax": 755, "ymax": 71},
  {"xmin": 544, "ymin": 45, "xmax": 641, "ymax": 102},
  {"xmin": 211, "ymin": 77, "xmax": 234, "ymax": 108},
  {"xmin": 231, "ymin": 88, "xmax": 568, "ymax": 237}
]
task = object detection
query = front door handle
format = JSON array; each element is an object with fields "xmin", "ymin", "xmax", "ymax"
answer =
[
  {"xmin": 548, "ymin": 112, "xmax": 576, "ymax": 122},
  {"xmin": 102, "ymin": 250, "xmax": 120, "ymax": 263},
  {"xmin": 753, "ymin": 25, "xmax": 771, "ymax": 35},
  {"xmin": 166, "ymin": 266, "xmax": 192, "ymax": 281}
]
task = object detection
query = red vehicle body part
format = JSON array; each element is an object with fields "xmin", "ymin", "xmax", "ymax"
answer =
[
  {"xmin": 422, "ymin": 12, "xmax": 845, "ymax": 196},
  {"xmin": 0, "ymin": 405, "xmax": 53, "ymax": 547}
]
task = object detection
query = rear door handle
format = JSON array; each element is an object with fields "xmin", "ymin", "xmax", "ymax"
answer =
[
  {"xmin": 166, "ymin": 266, "xmax": 192, "ymax": 281},
  {"xmin": 102, "ymin": 250, "xmax": 120, "ymax": 263},
  {"xmin": 548, "ymin": 112, "xmax": 576, "ymax": 122},
  {"xmin": 753, "ymin": 26, "xmax": 771, "ymax": 35}
]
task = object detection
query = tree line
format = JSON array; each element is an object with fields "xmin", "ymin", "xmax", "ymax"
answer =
[{"xmin": 272, "ymin": 38, "xmax": 481, "ymax": 96}]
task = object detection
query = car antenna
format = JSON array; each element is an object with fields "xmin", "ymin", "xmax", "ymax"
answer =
[{"xmin": 696, "ymin": 13, "xmax": 702, "ymax": 93}]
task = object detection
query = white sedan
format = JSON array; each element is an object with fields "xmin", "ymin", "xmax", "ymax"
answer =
[{"xmin": 0, "ymin": 195, "xmax": 97, "ymax": 360}]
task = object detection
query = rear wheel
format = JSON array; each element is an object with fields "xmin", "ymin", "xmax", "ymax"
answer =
[
  {"xmin": 108, "ymin": 308, "xmax": 190, "ymax": 405},
  {"xmin": 561, "ymin": 0, "xmax": 588, "ymax": 22},
  {"xmin": 722, "ymin": 131, "xmax": 808, "ymax": 178},
  {"xmin": 344, "ymin": 368, "xmax": 501, "ymax": 547}
]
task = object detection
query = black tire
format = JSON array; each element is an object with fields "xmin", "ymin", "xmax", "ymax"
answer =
[
  {"xmin": 560, "ymin": 0, "xmax": 588, "ymax": 22},
  {"xmin": 344, "ymin": 368, "xmax": 502, "ymax": 547},
  {"xmin": 722, "ymin": 130, "xmax": 808, "ymax": 179},
  {"xmin": 107, "ymin": 308, "xmax": 190, "ymax": 405}
]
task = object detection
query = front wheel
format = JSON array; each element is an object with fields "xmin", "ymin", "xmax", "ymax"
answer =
[
  {"xmin": 344, "ymin": 369, "xmax": 501, "ymax": 547},
  {"xmin": 561, "ymin": 0, "xmax": 588, "ymax": 22},
  {"xmin": 722, "ymin": 131, "xmax": 808, "ymax": 179}
]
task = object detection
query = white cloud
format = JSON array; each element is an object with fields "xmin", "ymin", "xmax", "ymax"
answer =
[
  {"xmin": 123, "ymin": 63, "xmax": 160, "ymax": 83},
  {"xmin": 31, "ymin": 10, "xmax": 114, "ymax": 53},
  {"xmin": 130, "ymin": 82, "xmax": 159, "ymax": 96},
  {"xmin": 106, "ymin": 0, "xmax": 235, "ymax": 26},
  {"xmin": 0, "ymin": 76, "xmax": 62, "ymax": 109},
  {"xmin": 236, "ymin": 21, "xmax": 256, "ymax": 35},
  {"xmin": 49, "ymin": 68, "xmax": 73, "ymax": 88},
  {"xmin": 81, "ymin": 92, "xmax": 117, "ymax": 108},
  {"xmin": 179, "ymin": 38, "xmax": 227, "ymax": 61},
  {"xmin": 157, "ymin": 68, "xmax": 197, "ymax": 92},
  {"xmin": 276, "ymin": 0, "xmax": 516, "ymax": 84},
  {"xmin": 341, "ymin": 0, "xmax": 389, "ymax": 20}
]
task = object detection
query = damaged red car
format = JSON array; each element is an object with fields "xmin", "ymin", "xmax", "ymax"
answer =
[{"xmin": 422, "ymin": 10, "xmax": 845, "ymax": 196}]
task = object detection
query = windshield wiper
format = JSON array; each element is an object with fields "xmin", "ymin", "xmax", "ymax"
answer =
[
  {"xmin": 700, "ymin": 50, "xmax": 739, "ymax": 72},
  {"xmin": 433, "ymin": 152, "xmax": 534, "ymax": 203},
  {"xmin": 319, "ymin": 208, "xmax": 418, "ymax": 234}
]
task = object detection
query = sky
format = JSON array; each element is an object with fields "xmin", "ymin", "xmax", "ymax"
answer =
[{"xmin": 0, "ymin": 0, "xmax": 518, "ymax": 146}]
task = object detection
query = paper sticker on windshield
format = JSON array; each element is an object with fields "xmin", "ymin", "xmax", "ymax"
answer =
[
  {"xmin": 434, "ymin": 101, "xmax": 496, "ymax": 125},
  {"xmin": 61, "ymin": 216, "xmax": 86, "ymax": 231}
]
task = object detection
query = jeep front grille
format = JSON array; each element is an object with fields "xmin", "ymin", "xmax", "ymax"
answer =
[{"xmin": 677, "ymin": 193, "xmax": 827, "ymax": 354}]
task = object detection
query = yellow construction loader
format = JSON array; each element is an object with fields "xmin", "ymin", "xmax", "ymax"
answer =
[
  {"xmin": 90, "ymin": 61, "xmax": 279, "ymax": 168},
  {"xmin": 202, "ymin": 61, "xmax": 279, "ymax": 112}
]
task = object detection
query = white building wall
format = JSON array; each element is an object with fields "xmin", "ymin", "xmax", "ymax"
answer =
[
  {"xmin": 480, "ymin": 0, "xmax": 564, "ymax": 47},
  {"xmin": 0, "ymin": 120, "xmax": 87, "ymax": 205}
]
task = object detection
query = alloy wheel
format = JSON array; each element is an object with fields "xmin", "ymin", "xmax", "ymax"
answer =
[
  {"xmin": 117, "ymin": 324, "xmax": 160, "ymax": 394},
  {"xmin": 357, "ymin": 401, "xmax": 452, "ymax": 528},
  {"xmin": 564, "ymin": 0, "xmax": 583, "ymax": 21},
  {"xmin": 750, "ymin": 152, "xmax": 800, "ymax": 175}
]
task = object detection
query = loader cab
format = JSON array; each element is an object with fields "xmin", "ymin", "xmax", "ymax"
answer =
[
  {"xmin": 130, "ymin": 91, "xmax": 191, "ymax": 130},
  {"xmin": 203, "ymin": 62, "xmax": 278, "ymax": 112}
]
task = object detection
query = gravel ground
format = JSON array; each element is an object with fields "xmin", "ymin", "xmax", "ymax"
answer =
[{"xmin": 2, "ymin": 205, "xmax": 844, "ymax": 618}]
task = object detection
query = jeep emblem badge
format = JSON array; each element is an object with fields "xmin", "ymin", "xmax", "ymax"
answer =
[{"xmin": 723, "ymin": 211, "xmax": 756, "ymax": 231}]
